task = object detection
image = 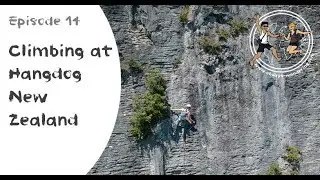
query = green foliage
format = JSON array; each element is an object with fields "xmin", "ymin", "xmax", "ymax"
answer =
[
  {"xmin": 266, "ymin": 162, "xmax": 282, "ymax": 175},
  {"xmin": 284, "ymin": 146, "xmax": 301, "ymax": 164},
  {"xmin": 290, "ymin": 170, "xmax": 299, "ymax": 175},
  {"xmin": 130, "ymin": 92, "xmax": 168, "ymax": 139},
  {"xmin": 199, "ymin": 36, "xmax": 221, "ymax": 54},
  {"xmin": 228, "ymin": 18, "xmax": 248, "ymax": 37},
  {"xmin": 145, "ymin": 69, "xmax": 167, "ymax": 95},
  {"xmin": 179, "ymin": 5, "xmax": 190, "ymax": 24},
  {"xmin": 173, "ymin": 58, "xmax": 181, "ymax": 69},
  {"xmin": 130, "ymin": 69, "xmax": 169, "ymax": 140},
  {"xmin": 263, "ymin": 146, "xmax": 302, "ymax": 175},
  {"xmin": 216, "ymin": 28, "xmax": 230, "ymax": 41},
  {"xmin": 121, "ymin": 57, "xmax": 144, "ymax": 73},
  {"xmin": 128, "ymin": 58, "xmax": 143, "ymax": 71}
]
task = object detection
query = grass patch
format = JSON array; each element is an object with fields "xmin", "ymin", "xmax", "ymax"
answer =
[
  {"xmin": 179, "ymin": 5, "xmax": 190, "ymax": 24},
  {"xmin": 130, "ymin": 69, "xmax": 169, "ymax": 140},
  {"xmin": 121, "ymin": 57, "xmax": 144, "ymax": 73},
  {"xmin": 199, "ymin": 36, "xmax": 221, "ymax": 54},
  {"xmin": 266, "ymin": 162, "xmax": 282, "ymax": 175},
  {"xmin": 262, "ymin": 146, "xmax": 302, "ymax": 175},
  {"xmin": 284, "ymin": 146, "xmax": 301, "ymax": 164},
  {"xmin": 290, "ymin": 169, "xmax": 299, "ymax": 175},
  {"xmin": 263, "ymin": 146, "xmax": 302, "ymax": 175},
  {"xmin": 216, "ymin": 28, "xmax": 230, "ymax": 41},
  {"xmin": 228, "ymin": 18, "xmax": 248, "ymax": 37}
]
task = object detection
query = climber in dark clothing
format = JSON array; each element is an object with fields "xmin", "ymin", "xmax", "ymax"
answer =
[{"xmin": 281, "ymin": 22, "xmax": 311, "ymax": 54}]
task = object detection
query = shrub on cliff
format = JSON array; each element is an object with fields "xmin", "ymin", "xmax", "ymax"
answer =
[
  {"xmin": 216, "ymin": 28, "xmax": 230, "ymax": 41},
  {"xmin": 199, "ymin": 36, "xmax": 221, "ymax": 54},
  {"xmin": 264, "ymin": 146, "xmax": 302, "ymax": 175},
  {"xmin": 267, "ymin": 162, "xmax": 282, "ymax": 175},
  {"xmin": 179, "ymin": 5, "xmax": 190, "ymax": 24},
  {"xmin": 130, "ymin": 69, "xmax": 169, "ymax": 140},
  {"xmin": 121, "ymin": 57, "xmax": 144, "ymax": 73},
  {"xmin": 145, "ymin": 68, "xmax": 166, "ymax": 95},
  {"xmin": 284, "ymin": 146, "xmax": 301, "ymax": 164},
  {"xmin": 228, "ymin": 18, "xmax": 248, "ymax": 37}
]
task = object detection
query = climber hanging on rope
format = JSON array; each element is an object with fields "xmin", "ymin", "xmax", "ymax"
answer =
[
  {"xmin": 171, "ymin": 104, "xmax": 195, "ymax": 136},
  {"xmin": 172, "ymin": 104, "xmax": 195, "ymax": 124}
]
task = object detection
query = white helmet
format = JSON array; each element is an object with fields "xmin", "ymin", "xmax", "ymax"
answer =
[{"xmin": 185, "ymin": 104, "xmax": 192, "ymax": 108}]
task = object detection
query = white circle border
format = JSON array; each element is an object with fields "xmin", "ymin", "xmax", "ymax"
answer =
[{"xmin": 249, "ymin": 10, "xmax": 313, "ymax": 75}]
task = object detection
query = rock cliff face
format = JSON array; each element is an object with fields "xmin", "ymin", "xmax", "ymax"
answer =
[{"xmin": 88, "ymin": 5, "xmax": 320, "ymax": 175}]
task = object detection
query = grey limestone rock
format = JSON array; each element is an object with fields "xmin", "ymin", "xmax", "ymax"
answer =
[{"xmin": 88, "ymin": 5, "xmax": 320, "ymax": 175}]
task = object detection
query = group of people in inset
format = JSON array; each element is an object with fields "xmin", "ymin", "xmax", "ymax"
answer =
[{"xmin": 249, "ymin": 14, "xmax": 312, "ymax": 67}]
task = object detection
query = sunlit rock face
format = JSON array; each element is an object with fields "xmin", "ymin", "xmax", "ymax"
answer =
[{"xmin": 88, "ymin": 5, "xmax": 320, "ymax": 175}]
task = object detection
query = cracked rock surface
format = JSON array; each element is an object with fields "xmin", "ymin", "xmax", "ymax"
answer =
[{"xmin": 88, "ymin": 5, "xmax": 320, "ymax": 175}]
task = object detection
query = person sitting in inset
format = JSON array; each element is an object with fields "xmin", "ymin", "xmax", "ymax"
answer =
[{"xmin": 281, "ymin": 22, "xmax": 311, "ymax": 54}]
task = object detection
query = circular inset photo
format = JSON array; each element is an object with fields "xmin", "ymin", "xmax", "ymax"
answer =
[{"xmin": 249, "ymin": 10, "xmax": 313, "ymax": 77}]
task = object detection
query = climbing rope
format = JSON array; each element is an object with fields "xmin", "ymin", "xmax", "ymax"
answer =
[
  {"xmin": 183, "ymin": 140, "xmax": 186, "ymax": 175},
  {"xmin": 170, "ymin": 109, "xmax": 190, "ymax": 175}
]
